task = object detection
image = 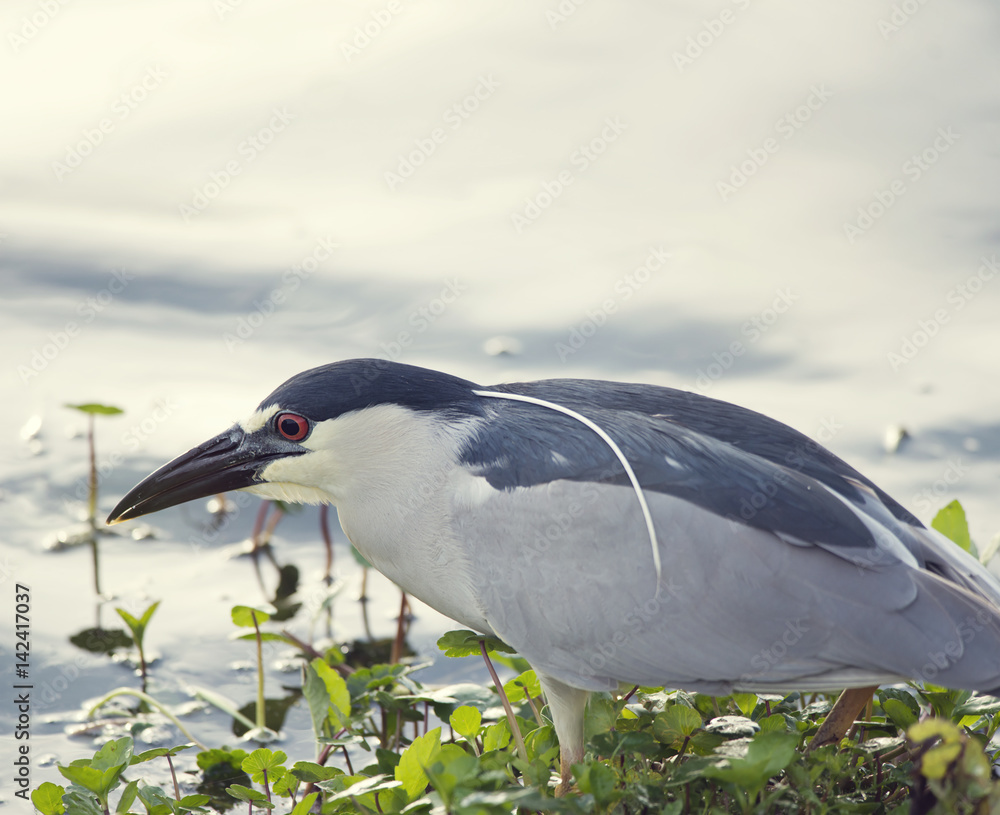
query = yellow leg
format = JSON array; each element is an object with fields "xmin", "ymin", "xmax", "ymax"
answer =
[
  {"xmin": 555, "ymin": 750, "xmax": 578, "ymax": 797},
  {"xmin": 806, "ymin": 686, "xmax": 878, "ymax": 751}
]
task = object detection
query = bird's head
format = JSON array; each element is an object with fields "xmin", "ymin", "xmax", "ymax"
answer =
[{"xmin": 106, "ymin": 359, "xmax": 480, "ymax": 524}]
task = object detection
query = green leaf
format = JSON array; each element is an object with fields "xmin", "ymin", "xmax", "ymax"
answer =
[
  {"xmin": 132, "ymin": 744, "xmax": 193, "ymax": 764},
  {"xmin": 116, "ymin": 602, "xmax": 159, "ymax": 645},
  {"xmin": 922, "ymin": 741, "xmax": 963, "ymax": 779},
  {"xmin": 115, "ymin": 779, "xmax": 138, "ymax": 813},
  {"xmin": 732, "ymin": 692, "xmax": 758, "ymax": 717},
  {"xmin": 424, "ymin": 744, "xmax": 479, "ymax": 804},
  {"xmin": 116, "ymin": 608, "xmax": 140, "ymax": 631},
  {"xmin": 290, "ymin": 761, "xmax": 345, "ymax": 785},
  {"xmin": 289, "ymin": 792, "xmax": 319, "ymax": 815},
  {"xmin": 190, "ymin": 686, "xmax": 256, "ymax": 730},
  {"xmin": 482, "ymin": 720, "xmax": 511, "ymax": 753},
  {"xmin": 449, "ymin": 705, "xmax": 482, "ymax": 739},
  {"xmin": 585, "ymin": 694, "xmax": 618, "ymax": 739},
  {"xmin": 138, "ymin": 601, "xmax": 160, "ymax": 629},
  {"xmin": 523, "ymin": 724, "xmax": 559, "ymax": 764},
  {"xmin": 196, "ymin": 747, "xmax": 249, "ymax": 772},
  {"xmin": 31, "ymin": 782, "xmax": 66, "ymax": 815},
  {"xmin": 932, "ymin": 500, "xmax": 976, "ymax": 556},
  {"xmin": 58, "ymin": 764, "xmax": 105, "ymax": 794},
  {"xmin": 653, "ymin": 705, "xmax": 703, "ymax": 746},
  {"xmin": 305, "ymin": 658, "xmax": 351, "ymax": 733},
  {"xmin": 65, "ymin": 403, "xmax": 124, "ymax": 415},
  {"xmin": 92, "ymin": 737, "xmax": 134, "ymax": 774},
  {"xmin": 242, "ymin": 747, "xmax": 287, "ymax": 776},
  {"xmin": 272, "ymin": 768, "xmax": 298, "ymax": 797},
  {"xmin": 575, "ymin": 760, "xmax": 620, "ymax": 806},
  {"xmin": 231, "ymin": 605, "xmax": 271, "ymax": 627},
  {"xmin": 234, "ymin": 631, "xmax": 287, "ymax": 642},
  {"xmin": 395, "ymin": 727, "xmax": 442, "ymax": 801},
  {"xmin": 136, "ymin": 784, "xmax": 173, "ymax": 809},
  {"xmin": 758, "ymin": 714, "xmax": 788, "ymax": 733},
  {"xmin": 436, "ymin": 629, "xmax": 515, "ymax": 658},
  {"xmin": 953, "ymin": 694, "xmax": 1000, "ymax": 718},
  {"xmin": 883, "ymin": 698, "xmax": 918, "ymax": 730},
  {"xmin": 322, "ymin": 773, "xmax": 403, "ymax": 803},
  {"xmin": 910, "ymin": 718, "xmax": 962, "ymax": 744},
  {"xmin": 61, "ymin": 788, "xmax": 104, "ymax": 815},
  {"xmin": 502, "ymin": 670, "xmax": 540, "ymax": 704},
  {"xmin": 226, "ymin": 783, "xmax": 272, "ymax": 805},
  {"xmin": 703, "ymin": 730, "xmax": 799, "ymax": 796}
]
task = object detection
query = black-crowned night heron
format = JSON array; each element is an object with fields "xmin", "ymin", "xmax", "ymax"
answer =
[{"xmin": 108, "ymin": 359, "xmax": 1000, "ymax": 790}]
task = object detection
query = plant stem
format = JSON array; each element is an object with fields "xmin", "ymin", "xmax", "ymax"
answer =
[
  {"xmin": 167, "ymin": 754, "xmax": 180, "ymax": 800},
  {"xmin": 86, "ymin": 414, "xmax": 103, "ymax": 596},
  {"xmin": 479, "ymin": 641, "xmax": 527, "ymax": 763},
  {"xmin": 90, "ymin": 536, "xmax": 102, "ymax": 597},
  {"xmin": 319, "ymin": 504, "xmax": 333, "ymax": 582},
  {"xmin": 251, "ymin": 611, "xmax": 266, "ymax": 731},
  {"xmin": 391, "ymin": 592, "xmax": 408, "ymax": 665},
  {"xmin": 87, "ymin": 414, "xmax": 97, "ymax": 526},
  {"xmin": 138, "ymin": 642, "xmax": 148, "ymax": 694},
  {"xmin": 87, "ymin": 688, "xmax": 209, "ymax": 748}
]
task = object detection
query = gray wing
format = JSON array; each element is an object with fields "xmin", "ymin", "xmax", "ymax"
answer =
[{"xmin": 453, "ymin": 388, "xmax": 1000, "ymax": 695}]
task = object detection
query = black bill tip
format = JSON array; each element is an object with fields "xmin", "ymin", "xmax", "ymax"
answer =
[{"xmin": 106, "ymin": 426, "xmax": 302, "ymax": 524}]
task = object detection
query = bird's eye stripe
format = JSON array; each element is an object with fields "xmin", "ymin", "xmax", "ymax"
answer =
[{"xmin": 275, "ymin": 412, "xmax": 310, "ymax": 441}]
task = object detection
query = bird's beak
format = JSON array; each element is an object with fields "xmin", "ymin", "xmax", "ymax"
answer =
[{"xmin": 106, "ymin": 426, "xmax": 303, "ymax": 524}]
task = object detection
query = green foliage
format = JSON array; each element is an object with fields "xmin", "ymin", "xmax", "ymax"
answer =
[
  {"xmin": 450, "ymin": 705, "xmax": 482, "ymax": 740},
  {"xmin": 933, "ymin": 499, "xmax": 976, "ymax": 556},
  {"xmin": 35, "ymin": 667, "xmax": 1000, "ymax": 814},
  {"xmin": 703, "ymin": 731, "xmax": 799, "ymax": 798},
  {"xmin": 33, "ymin": 501, "xmax": 1000, "ymax": 813},
  {"xmin": 231, "ymin": 604, "xmax": 272, "ymax": 627},
  {"xmin": 307, "ymin": 658, "xmax": 351, "ymax": 732},
  {"xmin": 436, "ymin": 628, "xmax": 516, "ymax": 658},
  {"xmin": 31, "ymin": 781, "xmax": 66, "ymax": 815},
  {"xmin": 65, "ymin": 403, "xmax": 125, "ymax": 415}
]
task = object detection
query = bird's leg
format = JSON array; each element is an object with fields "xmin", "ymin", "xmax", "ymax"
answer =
[
  {"xmin": 557, "ymin": 743, "xmax": 584, "ymax": 797},
  {"xmin": 806, "ymin": 685, "xmax": 878, "ymax": 750},
  {"xmin": 536, "ymin": 673, "xmax": 590, "ymax": 797}
]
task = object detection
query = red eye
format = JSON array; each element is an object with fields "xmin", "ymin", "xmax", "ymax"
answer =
[{"xmin": 276, "ymin": 412, "xmax": 310, "ymax": 441}]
